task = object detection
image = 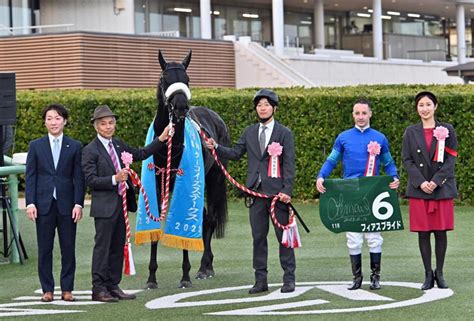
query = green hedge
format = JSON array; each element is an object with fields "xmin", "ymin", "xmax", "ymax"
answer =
[{"xmin": 15, "ymin": 85, "xmax": 474, "ymax": 204}]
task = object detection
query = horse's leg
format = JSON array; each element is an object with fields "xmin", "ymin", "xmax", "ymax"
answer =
[
  {"xmin": 196, "ymin": 210, "xmax": 215, "ymax": 279},
  {"xmin": 146, "ymin": 242, "xmax": 159, "ymax": 289},
  {"xmin": 179, "ymin": 250, "xmax": 192, "ymax": 288}
]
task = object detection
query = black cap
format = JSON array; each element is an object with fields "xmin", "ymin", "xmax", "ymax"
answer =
[{"xmin": 253, "ymin": 89, "xmax": 279, "ymax": 107}]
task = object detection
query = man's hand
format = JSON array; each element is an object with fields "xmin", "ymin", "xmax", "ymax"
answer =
[
  {"xmin": 316, "ymin": 177, "xmax": 326, "ymax": 193},
  {"xmin": 389, "ymin": 178, "xmax": 400, "ymax": 190},
  {"xmin": 26, "ymin": 205, "xmax": 37, "ymax": 222},
  {"xmin": 206, "ymin": 138, "xmax": 217, "ymax": 150},
  {"xmin": 158, "ymin": 124, "xmax": 174, "ymax": 142},
  {"xmin": 278, "ymin": 192, "xmax": 291, "ymax": 204},
  {"xmin": 115, "ymin": 169, "xmax": 129, "ymax": 182},
  {"xmin": 72, "ymin": 206, "xmax": 83, "ymax": 223}
]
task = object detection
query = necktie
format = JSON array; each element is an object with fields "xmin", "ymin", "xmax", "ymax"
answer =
[
  {"xmin": 52, "ymin": 138, "xmax": 60, "ymax": 199},
  {"xmin": 52, "ymin": 138, "xmax": 60, "ymax": 169},
  {"xmin": 108, "ymin": 141, "xmax": 125, "ymax": 195},
  {"xmin": 259, "ymin": 125, "xmax": 267, "ymax": 155}
]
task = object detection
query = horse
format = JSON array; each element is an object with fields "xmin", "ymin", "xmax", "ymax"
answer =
[{"xmin": 145, "ymin": 50, "xmax": 230, "ymax": 289}]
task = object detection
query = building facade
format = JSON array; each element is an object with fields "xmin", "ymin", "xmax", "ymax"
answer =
[{"xmin": 2, "ymin": 0, "xmax": 474, "ymax": 62}]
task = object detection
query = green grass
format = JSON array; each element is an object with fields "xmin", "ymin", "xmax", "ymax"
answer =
[{"xmin": 1, "ymin": 202, "xmax": 473, "ymax": 321}]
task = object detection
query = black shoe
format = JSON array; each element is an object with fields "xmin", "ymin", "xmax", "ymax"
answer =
[
  {"xmin": 280, "ymin": 282, "xmax": 295, "ymax": 293},
  {"xmin": 348, "ymin": 276, "xmax": 363, "ymax": 290},
  {"xmin": 248, "ymin": 283, "xmax": 268, "ymax": 294},
  {"xmin": 421, "ymin": 270, "xmax": 435, "ymax": 290},
  {"xmin": 92, "ymin": 291, "xmax": 119, "ymax": 303},
  {"xmin": 434, "ymin": 270, "xmax": 449, "ymax": 289},
  {"xmin": 109, "ymin": 288, "xmax": 136, "ymax": 300}
]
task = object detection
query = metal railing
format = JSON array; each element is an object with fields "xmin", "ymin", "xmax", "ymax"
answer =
[{"xmin": 0, "ymin": 24, "xmax": 74, "ymax": 35}]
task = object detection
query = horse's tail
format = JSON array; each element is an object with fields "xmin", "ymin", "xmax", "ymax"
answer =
[{"xmin": 206, "ymin": 162, "xmax": 228, "ymax": 239}]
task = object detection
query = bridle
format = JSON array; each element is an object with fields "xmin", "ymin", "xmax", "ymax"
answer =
[{"xmin": 159, "ymin": 65, "xmax": 190, "ymax": 123}]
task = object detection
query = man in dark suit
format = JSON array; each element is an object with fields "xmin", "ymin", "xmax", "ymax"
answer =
[
  {"xmin": 82, "ymin": 105, "xmax": 170, "ymax": 302},
  {"xmin": 207, "ymin": 89, "xmax": 296, "ymax": 294},
  {"xmin": 25, "ymin": 104, "xmax": 85, "ymax": 302}
]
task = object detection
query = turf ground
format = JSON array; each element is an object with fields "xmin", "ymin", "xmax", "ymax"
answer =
[{"xmin": 1, "ymin": 202, "xmax": 473, "ymax": 321}]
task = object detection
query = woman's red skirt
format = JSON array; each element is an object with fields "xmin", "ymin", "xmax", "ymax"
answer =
[{"xmin": 409, "ymin": 198, "xmax": 454, "ymax": 232}]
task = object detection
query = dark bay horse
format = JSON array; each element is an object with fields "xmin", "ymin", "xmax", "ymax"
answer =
[{"xmin": 145, "ymin": 50, "xmax": 230, "ymax": 289}]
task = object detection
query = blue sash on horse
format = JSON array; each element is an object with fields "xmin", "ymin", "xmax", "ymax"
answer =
[{"xmin": 135, "ymin": 118, "xmax": 205, "ymax": 251}]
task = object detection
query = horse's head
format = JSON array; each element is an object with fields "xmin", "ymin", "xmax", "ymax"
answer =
[{"xmin": 158, "ymin": 50, "xmax": 192, "ymax": 123}]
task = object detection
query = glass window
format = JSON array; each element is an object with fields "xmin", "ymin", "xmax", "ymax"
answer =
[
  {"xmin": 12, "ymin": 0, "xmax": 31, "ymax": 34},
  {"xmin": 0, "ymin": 0, "xmax": 10, "ymax": 36},
  {"xmin": 135, "ymin": 0, "xmax": 200, "ymax": 38},
  {"xmin": 211, "ymin": 5, "xmax": 270, "ymax": 44},
  {"xmin": 0, "ymin": 0, "xmax": 32, "ymax": 35},
  {"xmin": 284, "ymin": 11, "xmax": 313, "ymax": 50}
]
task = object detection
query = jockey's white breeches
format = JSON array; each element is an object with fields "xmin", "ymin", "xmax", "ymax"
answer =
[{"xmin": 346, "ymin": 232, "xmax": 383, "ymax": 255}]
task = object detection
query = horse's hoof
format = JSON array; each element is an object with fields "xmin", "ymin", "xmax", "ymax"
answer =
[
  {"xmin": 206, "ymin": 269, "xmax": 215, "ymax": 278},
  {"xmin": 195, "ymin": 271, "xmax": 208, "ymax": 280},
  {"xmin": 145, "ymin": 282, "xmax": 158, "ymax": 289},
  {"xmin": 179, "ymin": 281, "xmax": 193, "ymax": 288}
]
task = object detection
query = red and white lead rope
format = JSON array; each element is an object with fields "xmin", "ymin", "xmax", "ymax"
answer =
[{"xmin": 119, "ymin": 153, "xmax": 136, "ymax": 276}]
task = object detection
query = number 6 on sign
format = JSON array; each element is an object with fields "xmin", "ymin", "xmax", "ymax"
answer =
[{"xmin": 372, "ymin": 192, "xmax": 394, "ymax": 220}]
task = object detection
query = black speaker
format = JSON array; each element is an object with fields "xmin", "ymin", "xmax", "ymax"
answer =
[{"xmin": 0, "ymin": 73, "xmax": 16, "ymax": 126}]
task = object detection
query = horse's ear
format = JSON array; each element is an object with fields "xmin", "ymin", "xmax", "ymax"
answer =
[
  {"xmin": 182, "ymin": 50, "xmax": 192, "ymax": 70},
  {"xmin": 158, "ymin": 50, "xmax": 167, "ymax": 70}
]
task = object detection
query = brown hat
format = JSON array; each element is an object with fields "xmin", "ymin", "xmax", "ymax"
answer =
[{"xmin": 90, "ymin": 105, "xmax": 118, "ymax": 123}]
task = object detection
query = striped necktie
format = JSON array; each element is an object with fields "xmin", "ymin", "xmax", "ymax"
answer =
[{"xmin": 108, "ymin": 141, "xmax": 125, "ymax": 195}]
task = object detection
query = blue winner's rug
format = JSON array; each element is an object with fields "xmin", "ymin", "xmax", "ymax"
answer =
[{"xmin": 135, "ymin": 118, "xmax": 204, "ymax": 251}]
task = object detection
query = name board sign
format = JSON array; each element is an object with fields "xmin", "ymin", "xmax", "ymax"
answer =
[{"xmin": 319, "ymin": 176, "xmax": 403, "ymax": 233}]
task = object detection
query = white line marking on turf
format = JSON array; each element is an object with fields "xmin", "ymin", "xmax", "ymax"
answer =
[
  {"xmin": 316, "ymin": 285, "xmax": 394, "ymax": 301},
  {"xmin": 146, "ymin": 285, "xmax": 313, "ymax": 309}
]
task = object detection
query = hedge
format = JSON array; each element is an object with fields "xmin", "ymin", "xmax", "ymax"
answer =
[{"xmin": 15, "ymin": 84, "xmax": 474, "ymax": 204}]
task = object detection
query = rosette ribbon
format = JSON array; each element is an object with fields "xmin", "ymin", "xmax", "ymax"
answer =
[
  {"xmin": 267, "ymin": 142, "xmax": 283, "ymax": 178},
  {"xmin": 432, "ymin": 126, "xmax": 458, "ymax": 162},
  {"xmin": 364, "ymin": 141, "xmax": 381, "ymax": 177}
]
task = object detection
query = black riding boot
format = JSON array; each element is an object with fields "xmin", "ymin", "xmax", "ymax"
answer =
[
  {"xmin": 348, "ymin": 254, "xmax": 363, "ymax": 290},
  {"xmin": 421, "ymin": 270, "xmax": 435, "ymax": 290},
  {"xmin": 369, "ymin": 252, "xmax": 381, "ymax": 290}
]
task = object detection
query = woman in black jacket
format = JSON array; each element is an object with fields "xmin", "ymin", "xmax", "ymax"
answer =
[{"xmin": 402, "ymin": 91, "xmax": 458, "ymax": 290}]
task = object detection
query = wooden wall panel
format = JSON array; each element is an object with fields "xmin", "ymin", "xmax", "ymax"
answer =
[{"xmin": 0, "ymin": 32, "xmax": 236, "ymax": 89}]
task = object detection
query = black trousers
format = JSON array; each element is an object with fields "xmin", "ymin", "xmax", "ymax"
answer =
[
  {"xmin": 250, "ymin": 197, "xmax": 296, "ymax": 284},
  {"xmin": 91, "ymin": 202, "xmax": 125, "ymax": 293},
  {"xmin": 36, "ymin": 199, "xmax": 77, "ymax": 293}
]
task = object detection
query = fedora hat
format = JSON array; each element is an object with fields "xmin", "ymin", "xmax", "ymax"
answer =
[{"xmin": 90, "ymin": 105, "xmax": 118, "ymax": 123}]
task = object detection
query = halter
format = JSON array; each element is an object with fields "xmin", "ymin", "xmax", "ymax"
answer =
[{"xmin": 159, "ymin": 66, "xmax": 191, "ymax": 123}]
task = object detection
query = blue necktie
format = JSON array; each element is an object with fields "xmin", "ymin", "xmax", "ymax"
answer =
[
  {"xmin": 53, "ymin": 138, "xmax": 60, "ymax": 169},
  {"xmin": 52, "ymin": 138, "xmax": 60, "ymax": 198}
]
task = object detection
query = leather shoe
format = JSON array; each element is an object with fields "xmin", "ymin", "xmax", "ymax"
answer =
[
  {"xmin": 421, "ymin": 270, "xmax": 435, "ymax": 290},
  {"xmin": 281, "ymin": 282, "xmax": 295, "ymax": 293},
  {"xmin": 248, "ymin": 283, "xmax": 268, "ymax": 294},
  {"xmin": 109, "ymin": 288, "xmax": 136, "ymax": 300},
  {"xmin": 92, "ymin": 291, "xmax": 119, "ymax": 303},
  {"xmin": 61, "ymin": 291, "xmax": 76, "ymax": 302},
  {"xmin": 434, "ymin": 270, "xmax": 449, "ymax": 289},
  {"xmin": 41, "ymin": 292, "xmax": 54, "ymax": 302}
]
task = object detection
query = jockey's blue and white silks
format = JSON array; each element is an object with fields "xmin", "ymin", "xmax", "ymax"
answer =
[
  {"xmin": 134, "ymin": 118, "xmax": 205, "ymax": 251},
  {"xmin": 161, "ymin": 118, "xmax": 205, "ymax": 251},
  {"xmin": 135, "ymin": 121, "xmax": 163, "ymax": 244}
]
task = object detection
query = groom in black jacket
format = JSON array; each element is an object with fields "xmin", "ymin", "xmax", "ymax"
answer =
[{"xmin": 207, "ymin": 89, "xmax": 296, "ymax": 293}]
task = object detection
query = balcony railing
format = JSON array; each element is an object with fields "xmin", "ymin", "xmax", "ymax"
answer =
[{"xmin": 0, "ymin": 24, "xmax": 74, "ymax": 36}]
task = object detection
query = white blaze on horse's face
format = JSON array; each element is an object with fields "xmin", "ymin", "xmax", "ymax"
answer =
[{"xmin": 165, "ymin": 83, "xmax": 192, "ymax": 101}]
